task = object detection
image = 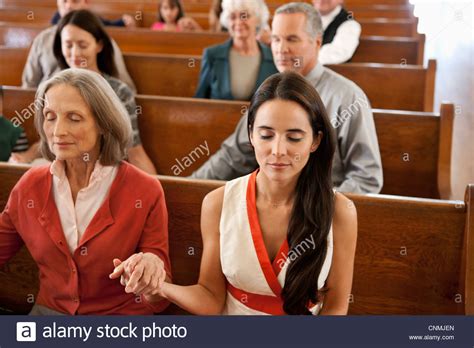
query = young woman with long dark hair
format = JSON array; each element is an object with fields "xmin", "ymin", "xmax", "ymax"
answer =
[{"xmin": 121, "ymin": 71, "xmax": 358, "ymax": 315}]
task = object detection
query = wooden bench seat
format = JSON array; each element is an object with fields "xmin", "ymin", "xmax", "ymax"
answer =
[
  {"xmin": 0, "ymin": 47, "xmax": 434, "ymax": 111},
  {"xmin": 0, "ymin": 163, "xmax": 471, "ymax": 314},
  {"xmin": 0, "ymin": 87, "xmax": 452, "ymax": 199},
  {"xmin": 0, "ymin": 23, "xmax": 425, "ymax": 64}
]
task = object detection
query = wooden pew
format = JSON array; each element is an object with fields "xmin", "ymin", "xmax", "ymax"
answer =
[
  {"xmin": 0, "ymin": 7, "xmax": 186, "ymax": 29},
  {"xmin": 93, "ymin": 29, "xmax": 425, "ymax": 65},
  {"xmin": 352, "ymin": 34, "xmax": 424, "ymax": 65},
  {"xmin": 0, "ymin": 23, "xmax": 42, "ymax": 47},
  {"xmin": 0, "ymin": 0, "xmax": 410, "ymax": 12},
  {"xmin": 0, "ymin": 47, "xmax": 28, "ymax": 86},
  {"xmin": 135, "ymin": 96, "xmax": 451, "ymax": 198},
  {"xmin": 0, "ymin": 5, "xmax": 152, "ymax": 27},
  {"xmin": 194, "ymin": 4, "xmax": 415, "ymax": 19},
  {"xmin": 0, "ymin": 0, "xmax": 418, "ymax": 35},
  {"xmin": 0, "ymin": 24, "xmax": 229, "ymax": 54},
  {"xmin": 0, "ymin": 1, "xmax": 416, "ymax": 19},
  {"xmin": 124, "ymin": 55, "xmax": 435, "ymax": 111},
  {"xmin": 0, "ymin": 47, "xmax": 435, "ymax": 111},
  {"xmin": 0, "ymin": 87, "xmax": 452, "ymax": 199},
  {"xmin": 358, "ymin": 18, "xmax": 418, "ymax": 37},
  {"xmin": 0, "ymin": 22, "xmax": 425, "ymax": 64},
  {"xmin": 0, "ymin": 18, "xmax": 419, "ymax": 45},
  {"xmin": 184, "ymin": 3, "xmax": 416, "ymax": 19},
  {"xmin": 0, "ymin": 163, "xmax": 472, "ymax": 315}
]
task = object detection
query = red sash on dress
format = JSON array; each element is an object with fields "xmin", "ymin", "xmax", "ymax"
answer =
[{"xmin": 226, "ymin": 170, "xmax": 289, "ymax": 315}]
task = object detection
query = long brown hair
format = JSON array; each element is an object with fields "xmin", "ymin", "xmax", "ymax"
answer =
[
  {"xmin": 247, "ymin": 72, "xmax": 336, "ymax": 314},
  {"xmin": 53, "ymin": 9, "xmax": 118, "ymax": 77}
]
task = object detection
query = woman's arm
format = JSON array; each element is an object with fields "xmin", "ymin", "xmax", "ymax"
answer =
[
  {"xmin": 115, "ymin": 82, "xmax": 157, "ymax": 175},
  {"xmin": 319, "ymin": 192, "xmax": 357, "ymax": 315},
  {"xmin": 209, "ymin": 0, "xmax": 222, "ymax": 32},
  {"xmin": 110, "ymin": 177, "xmax": 170, "ymax": 311},
  {"xmin": 111, "ymin": 184, "xmax": 227, "ymax": 314},
  {"xmin": 128, "ymin": 145, "xmax": 157, "ymax": 175},
  {"xmin": 9, "ymin": 141, "xmax": 40, "ymax": 164},
  {"xmin": 159, "ymin": 187, "xmax": 227, "ymax": 315},
  {"xmin": 0, "ymin": 187, "xmax": 24, "ymax": 267},
  {"xmin": 194, "ymin": 49, "xmax": 213, "ymax": 99},
  {"xmin": 111, "ymin": 40, "xmax": 137, "ymax": 93},
  {"xmin": 11, "ymin": 130, "xmax": 29, "ymax": 153}
]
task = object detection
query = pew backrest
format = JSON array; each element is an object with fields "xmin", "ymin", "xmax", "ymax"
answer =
[
  {"xmin": 0, "ymin": 47, "xmax": 434, "ymax": 111},
  {"xmin": 0, "ymin": 164, "xmax": 472, "ymax": 315},
  {"xmin": 0, "ymin": 87, "xmax": 453, "ymax": 199},
  {"xmin": 0, "ymin": 23, "xmax": 425, "ymax": 64},
  {"xmin": 0, "ymin": 17, "xmax": 419, "ymax": 39}
]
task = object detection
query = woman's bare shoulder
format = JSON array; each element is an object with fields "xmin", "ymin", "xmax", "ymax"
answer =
[{"xmin": 332, "ymin": 192, "xmax": 358, "ymax": 241}]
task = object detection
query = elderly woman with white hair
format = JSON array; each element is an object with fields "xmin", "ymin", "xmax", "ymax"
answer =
[
  {"xmin": 195, "ymin": 0, "xmax": 277, "ymax": 101},
  {"xmin": 0, "ymin": 69, "xmax": 171, "ymax": 315}
]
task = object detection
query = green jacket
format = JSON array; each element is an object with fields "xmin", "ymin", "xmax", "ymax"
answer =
[
  {"xmin": 195, "ymin": 39, "xmax": 278, "ymax": 100},
  {"xmin": 0, "ymin": 116, "xmax": 23, "ymax": 161}
]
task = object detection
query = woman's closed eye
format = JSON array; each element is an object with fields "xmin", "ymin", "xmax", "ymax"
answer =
[
  {"xmin": 258, "ymin": 129, "xmax": 274, "ymax": 140},
  {"xmin": 69, "ymin": 113, "xmax": 82, "ymax": 122},
  {"xmin": 258, "ymin": 134, "xmax": 303, "ymax": 142},
  {"xmin": 44, "ymin": 112, "xmax": 56, "ymax": 121}
]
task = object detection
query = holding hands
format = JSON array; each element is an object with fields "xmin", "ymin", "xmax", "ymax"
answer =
[{"xmin": 109, "ymin": 252, "xmax": 167, "ymax": 301}]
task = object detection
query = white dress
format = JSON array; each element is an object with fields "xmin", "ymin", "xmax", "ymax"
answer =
[{"xmin": 220, "ymin": 170, "xmax": 333, "ymax": 315}]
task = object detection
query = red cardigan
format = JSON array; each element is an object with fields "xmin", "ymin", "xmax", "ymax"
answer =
[{"xmin": 0, "ymin": 161, "xmax": 171, "ymax": 315}]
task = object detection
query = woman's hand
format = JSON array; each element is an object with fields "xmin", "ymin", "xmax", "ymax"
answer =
[
  {"xmin": 9, "ymin": 142, "xmax": 41, "ymax": 164},
  {"xmin": 109, "ymin": 252, "xmax": 142, "ymax": 288},
  {"xmin": 178, "ymin": 17, "xmax": 202, "ymax": 32},
  {"xmin": 109, "ymin": 252, "xmax": 167, "ymax": 298},
  {"xmin": 122, "ymin": 14, "xmax": 137, "ymax": 28},
  {"xmin": 9, "ymin": 152, "xmax": 33, "ymax": 164}
]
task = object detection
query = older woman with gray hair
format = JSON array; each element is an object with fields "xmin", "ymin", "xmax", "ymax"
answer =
[
  {"xmin": 195, "ymin": 0, "xmax": 277, "ymax": 101},
  {"xmin": 0, "ymin": 69, "xmax": 171, "ymax": 315}
]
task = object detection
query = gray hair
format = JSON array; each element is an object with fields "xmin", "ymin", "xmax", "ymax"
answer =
[
  {"xmin": 220, "ymin": 0, "xmax": 270, "ymax": 34},
  {"xmin": 275, "ymin": 2, "xmax": 323, "ymax": 39},
  {"xmin": 34, "ymin": 68, "xmax": 132, "ymax": 166}
]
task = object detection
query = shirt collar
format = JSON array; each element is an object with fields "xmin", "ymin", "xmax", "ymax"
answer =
[
  {"xmin": 321, "ymin": 5, "xmax": 342, "ymax": 30},
  {"xmin": 50, "ymin": 159, "xmax": 114, "ymax": 187},
  {"xmin": 50, "ymin": 159, "xmax": 67, "ymax": 181},
  {"xmin": 304, "ymin": 63, "xmax": 325, "ymax": 86}
]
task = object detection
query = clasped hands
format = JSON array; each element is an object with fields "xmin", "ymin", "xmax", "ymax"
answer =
[{"xmin": 109, "ymin": 252, "xmax": 166, "ymax": 301}]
